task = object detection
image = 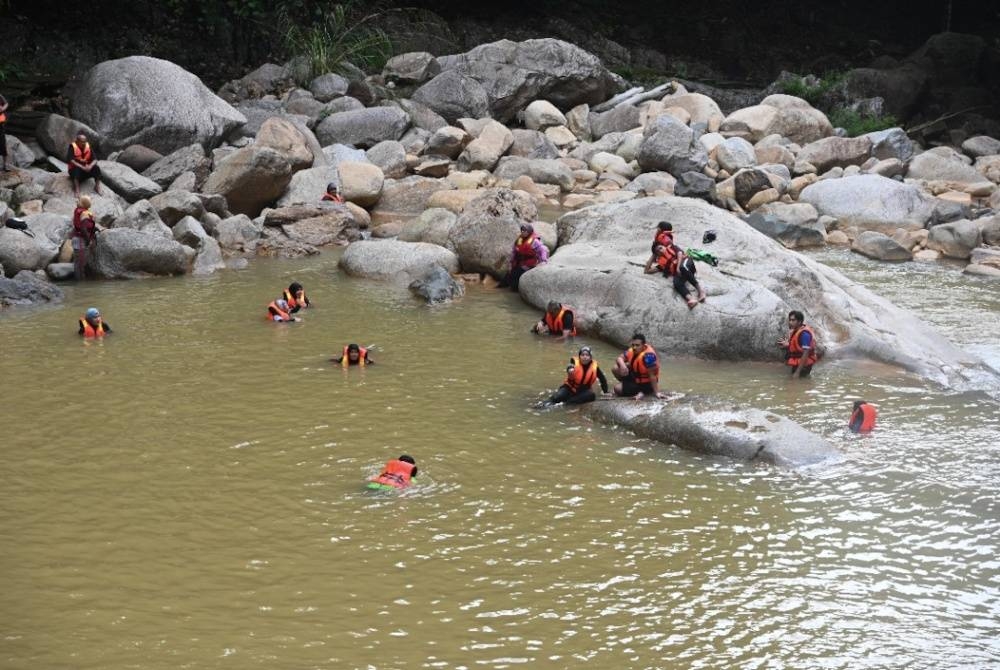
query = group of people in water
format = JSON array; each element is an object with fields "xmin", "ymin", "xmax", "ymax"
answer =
[{"xmin": 73, "ymin": 217, "xmax": 874, "ymax": 490}]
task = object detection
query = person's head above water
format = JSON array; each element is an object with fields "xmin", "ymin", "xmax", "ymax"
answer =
[
  {"xmin": 578, "ymin": 345, "xmax": 593, "ymax": 362},
  {"xmin": 288, "ymin": 281, "xmax": 303, "ymax": 294},
  {"xmin": 326, "ymin": 182, "xmax": 339, "ymax": 193},
  {"xmin": 546, "ymin": 300, "xmax": 561, "ymax": 314},
  {"xmin": 85, "ymin": 307, "xmax": 100, "ymax": 321},
  {"xmin": 347, "ymin": 343, "xmax": 361, "ymax": 360},
  {"xmin": 398, "ymin": 454, "xmax": 415, "ymax": 465}
]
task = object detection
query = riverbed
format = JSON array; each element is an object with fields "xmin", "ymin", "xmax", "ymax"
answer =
[{"xmin": 1, "ymin": 250, "xmax": 997, "ymax": 668}]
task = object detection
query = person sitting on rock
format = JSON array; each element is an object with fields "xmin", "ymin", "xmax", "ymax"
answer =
[
  {"xmin": 283, "ymin": 281, "xmax": 311, "ymax": 313},
  {"xmin": 266, "ymin": 298, "xmax": 300, "ymax": 323},
  {"xmin": 501, "ymin": 223, "xmax": 548, "ymax": 291},
  {"xmin": 539, "ymin": 346, "xmax": 609, "ymax": 407},
  {"xmin": 67, "ymin": 132, "xmax": 102, "ymax": 198},
  {"xmin": 0, "ymin": 93, "xmax": 9, "ymax": 172},
  {"xmin": 612, "ymin": 333, "xmax": 668, "ymax": 400},
  {"xmin": 321, "ymin": 182, "xmax": 344, "ymax": 204},
  {"xmin": 778, "ymin": 310, "xmax": 816, "ymax": 378},
  {"xmin": 71, "ymin": 196, "xmax": 104, "ymax": 281},
  {"xmin": 78, "ymin": 307, "xmax": 111, "ymax": 338},
  {"xmin": 651, "ymin": 220, "xmax": 674, "ymax": 254},
  {"xmin": 531, "ymin": 301, "xmax": 576, "ymax": 339},
  {"xmin": 644, "ymin": 243, "xmax": 705, "ymax": 309},
  {"xmin": 331, "ymin": 343, "xmax": 375, "ymax": 367},
  {"xmin": 368, "ymin": 455, "xmax": 417, "ymax": 490}
]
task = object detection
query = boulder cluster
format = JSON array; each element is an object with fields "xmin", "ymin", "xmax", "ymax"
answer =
[{"xmin": 1, "ymin": 36, "xmax": 999, "ymax": 393}]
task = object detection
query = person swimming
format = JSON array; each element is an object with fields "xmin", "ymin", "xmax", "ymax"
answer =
[{"xmin": 367, "ymin": 455, "xmax": 417, "ymax": 490}]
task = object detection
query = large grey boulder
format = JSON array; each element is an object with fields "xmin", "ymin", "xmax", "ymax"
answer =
[
  {"xmin": 447, "ymin": 188, "xmax": 538, "ymax": 276},
  {"xmin": 865, "ymin": 128, "xmax": 914, "ymax": 162},
  {"xmin": 493, "ymin": 157, "xmax": 575, "ymax": 192},
  {"xmin": 149, "ymin": 190, "xmax": 206, "ymax": 227},
  {"xmin": 314, "ymin": 106, "xmax": 411, "ymax": 148},
  {"xmin": 366, "ymin": 140, "xmax": 408, "ymax": 179},
  {"xmin": 518, "ymin": 196, "xmax": 996, "ymax": 392},
  {"xmin": 4, "ymin": 135, "xmax": 38, "ymax": 168},
  {"xmin": 36, "ymin": 114, "xmax": 102, "ymax": 157},
  {"xmin": 720, "ymin": 94, "xmax": 833, "ymax": 144},
  {"xmin": 523, "ymin": 100, "xmax": 567, "ymax": 131},
  {"xmin": 142, "ymin": 143, "xmax": 210, "ymax": 189},
  {"xmin": 116, "ymin": 199, "xmax": 164, "ymax": 230},
  {"xmin": 426, "ymin": 126, "xmax": 470, "ymax": 159},
  {"xmin": 409, "ymin": 264, "xmax": 465, "ymax": 304},
  {"xmin": 191, "ymin": 237, "xmax": 226, "ymax": 276},
  {"xmin": 743, "ymin": 211, "xmax": 825, "ymax": 248},
  {"xmin": 391, "ymin": 99, "xmax": 448, "ymax": 133},
  {"xmin": 172, "ymin": 215, "xmax": 209, "ymax": 246},
  {"xmin": 411, "ymin": 71, "xmax": 491, "ymax": 123},
  {"xmin": 97, "ymin": 160, "xmax": 163, "ymax": 202},
  {"xmin": 852, "ymin": 231, "xmax": 913, "ymax": 261},
  {"xmin": 89, "ymin": 228, "xmax": 190, "ymax": 278},
  {"xmin": 508, "ymin": 129, "xmax": 560, "ymax": 159},
  {"xmin": 962, "ymin": 135, "xmax": 1000, "ymax": 159},
  {"xmin": 0, "ymin": 270, "xmax": 64, "ymax": 309},
  {"xmin": 908, "ymin": 150, "xmax": 995, "ymax": 188},
  {"xmin": 589, "ymin": 104, "xmax": 641, "ymax": 139},
  {"xmin": 202, "ymin": 146, "xmax": 293, "ymax": 216},
  {"xmin": 926, "ymin": 219, "xmax": 983, "ymax": 259},
  {"xmin": 337, "ymin": 162, "xmax": 385, "ymax": 208},
  {"xmin": 72, "ymin": 56, "xmax": 246, "ymax": 154},
  {"xmin": 214, "ymin": 214, "xmax": 262, "ymax": 253},
  {"xmin": 117, "ymin": 145, "xmax": 163, "ymax": 172},
  {"xmin": 277, "ymin": 165, "xmax": 340, "ymax": 207},
  {"xmin": 456, "ymin": 120, "xmax": 513, "ymax": 172},
  {"xmin": 24, "ymin": 213, "xmax": 72, "ymax": 254},
  {"xmin": 637, "ymin": 114, "xmax": 707, "ymax": 176},
  {"xmin": 584, "ymin": 396, "xmax": 840, "ymax": 468},
  {"xmin": 625, "ymin": 172, "xmax": 677, "ymax": 196},
  {"xmin": 383, "ymin": 52, "xmax": 441, "ymax": 85},
  {"xmin": 715, "ymin": 137, "xmax": 757, "ymax": 173},
  {"xmin": 799, "ymin": 175, "xmax": 934, "ymax": 232},
  {"xmin": 255, "ymin": 117, "xmax": 313, "ymax": 172},
  {"xmin": 797, "ymin": 136, "xmax": 873, "ymax": 173},
  {"xmin": 437, "ymin": 39, "xmax": 618, "ymax": 123},
  {"xmin": 398, "ymin": 207, "xmax": 458, "ymax": 248},
  {"xmin": 0, "ymin": 227, "xmax": 57, "ymax": 273},
  {"xmin": 370, "ymin": 176, "xmax": 451, "ymax": 220},
  {"xmin": 339, "ymin": 239, "xmax": 459, "ymax": 281},
  {"xmin": 309, "ymin": 73, "xmax": 350, "ymax": 102}
]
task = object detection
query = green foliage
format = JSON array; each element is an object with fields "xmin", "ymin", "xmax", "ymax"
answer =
[
  {"xmin": 779, "ymin": 71, "xmax": 846, "ymax": 105},
  {"xmin": 279, "ymin": 2, "xmax": 393, "ymax": 84},
  {"xmin": 828, "ymin": 108, "xmax": 899, "ymax": 137}
]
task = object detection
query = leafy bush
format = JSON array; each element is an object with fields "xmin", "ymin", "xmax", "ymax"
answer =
[
  {"xmin": 279, "ymin": 2, "xmax": 393, "ymax": 84},
  {"xmin": 779, "ymin": 71, "xmax": 846, "ymax": 105},
  {"xmin": 828, "ymin": 108, "xmax": 899, "ymax": 137}
]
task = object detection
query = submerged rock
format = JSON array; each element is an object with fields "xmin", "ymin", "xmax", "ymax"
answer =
[
  {"xmin": 409, "ymin": 264, "xmax": 465, "ymax": 303},
  {"xmin": 584, "ymin": 394, "xmax": 841, "ymax": 468}
]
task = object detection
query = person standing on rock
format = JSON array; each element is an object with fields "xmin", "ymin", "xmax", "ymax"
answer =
[
  {"xmin": 531, "ymin": 301, "xmax": 576, "ymax": 339},
  {"xmin": 778, "ymin": 310, "xmax": 817, "ymax": 378},
  {"xmin": 67, "ymin": 132, "xmax": 102, "ymax": 198},
  {"xmin": 0, "ymin": 93, "xmax": 9, "ymax": 172},
  {"xmin": 539, "ymin": 346, "xmax": 609, "ymax": 407},
  {"xmin": 502, "ymin": 223, "xmax": 548, "ymax": 291},
  {"xmin": 612, "ymin": 333, "xmax": 668, "ymax": 400},
  {"xmin": 322, "ymin": 182, "xmax": 344, "ymax": 204},
  {"xmin": 71, "ymin": 196, "xmax": 103, "ymax": 280}
]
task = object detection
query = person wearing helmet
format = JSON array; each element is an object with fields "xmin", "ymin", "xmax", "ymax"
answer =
[
  {"xmin": 78, "ymin": 307, "xmax": 112, "ymax": 338},
  {"xmin": 266, "ymin": 297, "xmax": 300, "ymax": 322},
  {"xmin": 322, "ymin": 182, "xmax": 345, "ymax": 204}
]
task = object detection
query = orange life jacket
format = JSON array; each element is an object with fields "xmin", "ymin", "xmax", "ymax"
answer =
[
  {"xmin": 79, "ymin": 317, "xmax": 107, "ymax": 338},
  {"xmin": 372, "ymin": 459, "xmax": 415, "ymax": 488},
  {"xmin": 283, "ymin": 289, "xmax": 308, "ymax": 310},
  {"xmin": 654, "ymin": 245, "xmax": 681, "ymax": 275},
  {"xmin": 654, "ymin": 230, "xmax": 674, "ymax": 249},
  {"xmin": 267, "ymin": 300, "xmax": 290, "ymax": 321},
  {"xmin": 849, "ymin": 403, "xmax": 877, "ymax": 433},
  {"xmin": 0, "ymin": 111, "xmax": 6, "ymax": 124},
  {"xmin": 543, "ymin": 306, "xmax": 576, "ymax": 336},
  {"xmin": 72, "ymin": 141, "xmax": 93, "ymax": 164},
  {"xmin": 786, "ymin": 325, "xmax": 818, "ymax": 367},
  {"xmin": 565, "ymin": 357, "xmax": 599, "ymax": 393},
  {"xmin": 625, "ymin": 344, "xmax": 657, "ymax": 384},
  {"xmin": 341, "ymin": 345, "xmax": 368, "ymax": 367},
  {"xmin": 513, "ymin": 233, "xmax": 541, "ymax": 268},
  {"xmin": 322, "ymin": 192, "xmax": 345, "ymax": 203}
]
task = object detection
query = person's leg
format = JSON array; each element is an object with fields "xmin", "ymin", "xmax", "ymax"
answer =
[
  {"xmin": 565, "ymin": 389, "xmax": 596, "ymax": 404},
  {"xmin": 548, "ymin": 385, "xmax": 573, "ymax": 404},
  {"xmin": 509, "ymin": 266, "xmax": 526, "ymax": 291},
  {"xmin": 616, "ymin": 378, "xmax": 639, "ymax": 398},
  {"xmin": 674, "ymin": 274, "xmax": 696, "ymax": 307},
  {"xmin": 70, "ymin": 167, "xmax": 81, "ymax": 197},
  {"xmin": 91, "ymin": 164, "xmax": 103, "ymax": 195},
  {"xmin": 72, "ymin": 238, "xmax": 86, "ymax": 280}
]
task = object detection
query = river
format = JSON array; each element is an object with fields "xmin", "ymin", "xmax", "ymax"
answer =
[{"xmin": 1, "ymin": 249, "xmax": 998, "ymax": 669}]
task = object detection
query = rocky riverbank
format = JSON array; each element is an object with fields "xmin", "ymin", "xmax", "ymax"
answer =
[{"xmin": 1, "ymin": 35, "xmax": 998, "ymax": 393}]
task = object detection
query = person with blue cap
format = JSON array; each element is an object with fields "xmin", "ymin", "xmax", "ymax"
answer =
[{"xmin": 78, "ymin": 307, "xmax": 111, "ymax": 338}]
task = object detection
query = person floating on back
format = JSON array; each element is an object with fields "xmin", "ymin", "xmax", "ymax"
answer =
[
  {"xmin": 612, "ymin": 333, "xmax": 668, "ymax": 400},
  {"xmin": 331, "ymin": 343, "xmax": 375, "ymax": 367},
  {"xmin": 539, "ymin": 346, "xmax": 609, "ymax": 407},
  {"xmin": 531, "ymin": 301, "xmax": 576, "ymax": 339},
  {"xmin": 283, "ymin": 282, "xmax": 311, "ymax": 313},
  {"xmin": 79, "ymin": 307, "xmax": 111, "ymax": 338},
  {"xmin": 778, "ymin": 310, "xmax": 816, "ymax": 378},
  {"xmin": 266, "ymin": 298, "xmax": 300, "ymax": 322},
  {"xmin": 368, "ymin": 455, "xmax": 417, "ymax": 490},
  {"xmin": 644, "ymin": 243, "xmax": 705, "ymax": 308},
  {"xmin": 67, "ymin": 132, "xmax": 102, "ymax": 198},
  {"xmin": 321, "ymin": 182, "xmax": 344, "ymax": 204},
  {"xmin": 848, "ymin": 401, "xmax": 877, "ymax": 433}
]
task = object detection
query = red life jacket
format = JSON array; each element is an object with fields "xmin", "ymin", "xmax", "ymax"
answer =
[
  {"xmin": 322, "ymin": 192, "xmax": 345, "ymax": 203},
  {"xmin": 79, "ymin": 317, "xmax": 107, "ymax": 338},
  {"xmin": 0, "ymin": 111, "xmax": 6, "ymax": 124},
  {"xmin": 786, "ymin": 325, "xmax": 818, "ymax": 367},
  {"xmin": 267, "ymin": 300, "xmax": 290, "ymax": 321},
  {"xmin": 283, "ymin": 289, "xmax": 308, "ymax": 310},
  {"xmin": 849, "ymin": 403, "xmax": 877, "ymax": 433},
  {"xmin": 513, "ymin": 233, "xmax": 541, "ymax": 268},
  {"xmin": 543, "ymin": 306, "xmax": 576, "ymax": 336},
  {"xmin": 654, "ymin": 245, "xmax": 681, "ymax": 275},
  {"xmin": 654, "ymin": 230, "xmax": 674, "ymax": 249},
  {"xmin": 72, "ymin": 141, "xmax": 93, "ymax": 164},
  {"xmin": 341, "ymin": 345, "xmax": 368, "ymax": 367},
  {"xmin": 565, "ymin": 357, "xmax": 599, "ymax": 393},
  {"xmin": 372, "ymin": 459, "xmax": 415, "ymax": 488},
  {"xmin": 625, "ymin": 344, "xmax": 658, "ymax": 384}
]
